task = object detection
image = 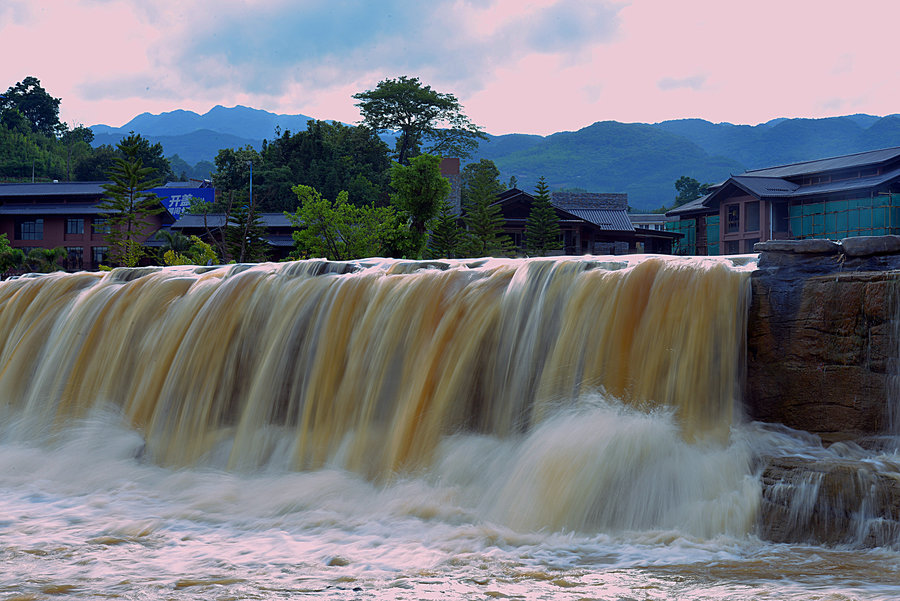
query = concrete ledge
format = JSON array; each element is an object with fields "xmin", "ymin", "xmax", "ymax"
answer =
[{"xmin": 754, "ymin": 239, "xmax": 840, "ymax": 254}]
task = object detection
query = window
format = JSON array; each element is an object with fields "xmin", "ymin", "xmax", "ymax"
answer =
[
  {"xmin": 65, "ymin": 247, "xmax": 84, "ymax": 270},
  {"xmin": 726, "ymin": 205, "xmax": 740, "ymax": 233},
  {"xmin": 92, "ymin": 246, "xmax": 108, "ymax": 267},
  {"xmin": 66, "ymin": 218, "xmax": 84, "ymax": 235},
  {"xmin": 745, "ymin": 202, "xmax": 760, "ymax": 232},
  {"xmin": 16, "ymin": 219, "xmax": 43, "ymax": 240},
  {"xmin": 745, "ymin": 238, "xmax": 760, "ymax": 253},
  {"xmin": 725, "ymin": 240, "xmax": 740, "ymax": 255},
  {"xmin": 93, "ymin": 218, "xmax": 110, "ymax": 234}
]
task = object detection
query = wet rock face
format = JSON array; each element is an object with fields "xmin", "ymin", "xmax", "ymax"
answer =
[
  {"xmin": 746, "ymin": 238, "xmax": 900, "ymax": 442},
  {"xmin": 759, "ymin": 455, "xmax": 900, "ymax": 546}
]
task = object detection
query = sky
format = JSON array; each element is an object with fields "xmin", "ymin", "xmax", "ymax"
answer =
[{"xmin": 2, "ymin": 0, "xmax": 899, "ymax": 136}]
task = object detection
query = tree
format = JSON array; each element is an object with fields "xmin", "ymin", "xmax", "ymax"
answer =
[
  {"xmin": 674, "ymin": 176, "xmax": 711, "ymax": 207},
  {"xmin": 225, "ymin": 198, "xmax": 269, "ymax": 263},
  {"xmin": 427, "ymin": 199, "xmax": 464, "ymax": 259},
  {"xmin": 462, "ymin": 162, "xmax": 511, "ymax": 257},
  {"xmin": 524, "ymin": 176, "xmax": 562, "ymax": 255},
  {"xmin": 0, "ymin": 234, "xmax": 25, "ymax": 274},
  {"xmin": 353, "ymin": 76, "xmax": 486, "ymax": 165},
  {"xmin": 389, "ymin": 153, "xmax": 451, "ymax": 257},
  {"xmin": 461, "ymin": 159, "xmax": 501, "ymax": 209},
  {"xmin": 287, "ymin": 185, "xmax": 408, "ymax": 260},
  {"xmin": 0, "ymin": 76, "xmax": 61, "ymax": 137},
  {"xmin": 98, "ymin": 134, "xmax": 165, "ymax": 266},
  {"xmin": 24, "ymin": 247, "xmax": 66, "ymax": 273},
  {"xmin": 162, "ymin": 235, "xmax": 218, "ymax": 266}
]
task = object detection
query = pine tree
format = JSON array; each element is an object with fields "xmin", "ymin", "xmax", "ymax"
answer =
[
  {"xmin": 462, "ymin": 164, "xmax": 511, "ymax": 257},
  {"xmin": 525, "ymin": 176, "xmax": 562, "ymax": 255},
  {"xmin": 98, "ymin": 134, "xmax": 164, "ymax": 266},
  {"xmin": 224, "ymin": 195, "xmax": 269, "ymax": 263},
  {"xmin": 427, "ymin": 199, "xmax": 464, "ymax": 259}
]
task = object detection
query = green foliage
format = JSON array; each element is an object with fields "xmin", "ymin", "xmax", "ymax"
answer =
[
  {"xmin": 0, "ymin": 77, "xmax": 61, "ymax": 137},
  {"xmin": 163, "ymin": 235, "xmax": 218, "ymax": 266},
  {"xmin": 98, "ymin": 133, "xmax": 165, "ymax": 267},
  {"xmin": 225, "ymin": 199, "xmax": 269, "ymax": 263},
  {"xmin": 673, "ymin": 175, "xmax": 711, "ymax": 206},
  {"xmin": 461, "ymin": 159, "xmax": 501, "ymax": 209},
  {"xmin": 211, "ymin": 146, "xmax": 259, "ymax": 193},
  {"xmin": 462, "ymin": 162, "xmax": 511, "ymax": 257},
  {"xmin": 353, "ymin": 76, "xmax": 486, "ymax": 165},
  {"xmin": 389, "ymin": 153, "xmax": 451, "ymax": 256},
  {"xmin": 0, "ymin": 234, "xmax": 25, "ymax": 274},
  {"xmin": 24, "ymin": 247, "xmax": 66, "ymax": 273},
  {"xmin": 525, "ymin": 176, "xmax": 561, "ymax": 255},
  {"xmin": 253, "ymin": 120, "xmax": 391, "ymax": 212},
  {"xmin": 426, "ymin": 200, "xmax": 464, "ymax": 259},
  {"xmin": 287, "ymin": 185, "xmax": 410, "ymax": 260}
]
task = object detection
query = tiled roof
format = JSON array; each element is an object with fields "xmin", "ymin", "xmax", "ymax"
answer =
[
  {"xmin": 730, "ymin": 176, "xmax": 800, "ymax": 197},
  {"xmin": 745, "ymin": 146, "xmax": 900, "ymax": 178},
  {"xmin": 0, "ymin": 182, "xmax": 109, "ymax": 197},
  {"xmin": 172, "ymin": 213, "xmax": 294, "ymax": 229},
  {"xmin": 563, "ymin": 208, "xmax": 634, "ymax": 231}
]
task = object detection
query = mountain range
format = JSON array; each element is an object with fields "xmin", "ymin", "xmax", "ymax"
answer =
[{"xmin": 90, "ymin": 107, "xmax": 900, "ymax": 211}]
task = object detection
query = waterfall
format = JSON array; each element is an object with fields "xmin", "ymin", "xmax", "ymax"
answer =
[{"xmin": 0, "ymin": 256, "xmax": 751, "ymax": 480}]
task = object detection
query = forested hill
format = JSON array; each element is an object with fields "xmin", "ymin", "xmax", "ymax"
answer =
[{"xmin": 89, "ymin": 107, "xmax": 900, "ymax": 211}]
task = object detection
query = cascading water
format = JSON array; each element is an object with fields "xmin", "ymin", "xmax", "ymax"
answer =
[{"xmin": 1, "ymin": 255, "xmax": 899, "ymax": 600}]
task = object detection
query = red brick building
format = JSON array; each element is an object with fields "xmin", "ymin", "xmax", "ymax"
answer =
[{"xmin": 0, "ymin": 181, "xmax": 175, "ymax": 270}]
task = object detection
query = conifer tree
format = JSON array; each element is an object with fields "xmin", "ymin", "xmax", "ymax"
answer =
[
  {"xmin": 427, "ymin": 199, "xmax": 464, "ymax": 259},
  {"xmin": 98, "ymin": 134, "xmax": 164, "ymax": 266},
  {"xmin": 462, "ymin": 164, "xmax": 511, "ymax": 257},
  {"xmin": 525, "ymin": 176, "xmax": 562, "ymax": 255},
  {"xmin": 225, "ymin": 195, "xmax": 269, "ymax": 263}
]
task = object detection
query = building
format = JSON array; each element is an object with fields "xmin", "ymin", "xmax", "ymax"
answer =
[
  {"xmin": 667, "ymin": 146, "xmax": 900, "ymax": 255},
  {"xmin": 495, "ymin": 188, "xmax": 681, "ymax": 255},
  {"xmin": 168, "ymin": 213, "xmax": 296, "ymax": 261},
  {"xmin": 0, "ymin": 181, "xmax": 176, "ymax": 271}
]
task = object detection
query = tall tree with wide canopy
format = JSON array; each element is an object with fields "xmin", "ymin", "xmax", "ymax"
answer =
[
  {"xmin": 0, "ymin": 76, "xmax": 61, "ymax": 137},
  {"xmin": 353, "ymin": 76, "xmax": 486, "ymax": 165}
]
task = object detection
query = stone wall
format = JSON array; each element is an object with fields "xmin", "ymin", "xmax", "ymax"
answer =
[{"xmin": 746, "ymin": 237, "xmax": 900, "ymax": 443}]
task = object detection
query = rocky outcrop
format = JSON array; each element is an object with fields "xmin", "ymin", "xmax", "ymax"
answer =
[
  {"xmin": 746, "ymin": 237, "xmax": 900, "ymax": 442},
  {"xmin": 759, "ymin": 453, "xmax": 900, "ymax": 546}
]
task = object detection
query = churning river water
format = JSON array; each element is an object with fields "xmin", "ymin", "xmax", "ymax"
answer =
[{"xmin": 0, "ymin": 257, "xmax": 898, "ymax": 599}]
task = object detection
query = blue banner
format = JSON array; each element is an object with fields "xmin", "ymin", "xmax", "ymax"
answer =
[{"xmin": 151, "ymin": 187, "xmax": 216, "ymax": 219}]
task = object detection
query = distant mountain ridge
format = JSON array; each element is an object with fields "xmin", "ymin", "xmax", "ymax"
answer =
[{"xmin": 90, "ymin": 107, "xmax": 900, "ymax": 210}]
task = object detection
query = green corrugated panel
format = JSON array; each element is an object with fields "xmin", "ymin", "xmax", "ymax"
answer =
[
  {"xmin": 835, "ymin": 212, "xmax": 849, "ymax": 234},
  {"xmin": 789, "ymin": 205, "xmax": 801, "ymax": 218},
  {"xmin": 825, "ymin": 200, "xmax": 847, "ymax": 212},
  {"xmin": 849, "ymin": 210, "xmax": 860, "ymax": 230},
  {"xmin": 813, "ymin": 213, "xmax": 824, "ymax": 233},
  {"xmin": 708, "ymin": 243, "xmax": 719, "ymax": 255},
  {"xmin": 874, "ymin": 208, "xmax": 886, "ymax": 228},
  {"xmin": 789, "ymin": 216, "xmax": 801, "ymax": 236},
  {"xmin": 825, "ymin": 213, "xmax": 836, "ymax": 233}
]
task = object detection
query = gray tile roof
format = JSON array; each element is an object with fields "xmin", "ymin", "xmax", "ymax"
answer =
[
  {"xmin": 745, "ymin": 146, "xmax": 900, "ymax": 178},
  {"xmin": 730, "ymin": 176, "xmax": 800, "ymax": 197},
  {"xmin": 564, "ymin": 208, "xmax": 634, "ymax": 231},
  {"xmin": 0, "ymin": 182, "xmax": 109, "ymax": 197},
  {"xmin": 172, "ymin": 213, "xmax": 294, "ymax": 229}
]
